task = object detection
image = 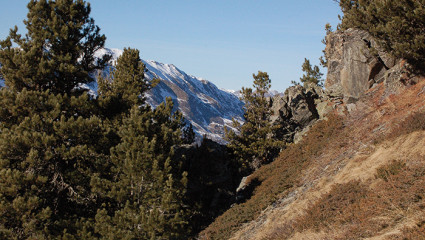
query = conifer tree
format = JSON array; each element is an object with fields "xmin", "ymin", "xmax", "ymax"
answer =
[
  {"xmin": 93, "ymin": 49, "xmax": 190, "ymax": 239},
  {"xmin": 319, "ymin": 23, "xmax": 333, "ymax": 68},
  {"xmin": 0, "ymin": 0, "xmax": 110, "ymax": 94},
  {"xmin": 0, "ymin": 89, "xmax": 109, "ymax": 239},
  {"xmin": 98, "ymin": 47, "xmax": 158, "ymax": 120},
  {"xmin": 0, "ymin": 1, "xmax": 193, "ymax": 239},
  {"xmin": 0, "ymin": 1, "xmax": 111, "ymax": 238},
  {"xmin": 182, "ymin": 124, "xmax": 196, "ymax": 144},
  {"xmin": 300, "ymin": 58, "xmax": 323, "ymax": 87},
  {"xmin": 94, "ymin": 104, "xmax": 189, "ymax": 239},
  {"xmin": 337, "ymin": 0, "xmax": 425, "ymax": 71},
  {"xmin": 225, "ymin": 71, "xmax": 284, "ymax": 172}
]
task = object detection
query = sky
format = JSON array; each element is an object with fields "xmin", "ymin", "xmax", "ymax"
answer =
[{"xmin": 0, "ymin": 0, "xmax": 342, "ymax": 92}]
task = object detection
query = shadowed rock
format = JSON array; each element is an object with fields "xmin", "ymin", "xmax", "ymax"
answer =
[{"xmin": 270, "ymin": 83, "xmax": 331, "ymax": 143}]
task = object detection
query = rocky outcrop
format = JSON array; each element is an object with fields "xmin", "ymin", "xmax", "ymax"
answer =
[
  {"xmin": 269, "ymin": 28, "xmax": 425, "ymax": 146},
  {"xmin": 267, "ymin": 28, "xmax": 425, "ymax": 150},
  {"xmin": 269, "ymin": 29, "xmax": 412, "ymax": 145},
  {"xmin": 270, "ymin": 83, "xmax": 332, "ymax": 143},
  {"xmin": 325, "ymin": 28, "xmax": 402, "ymax": 102}
]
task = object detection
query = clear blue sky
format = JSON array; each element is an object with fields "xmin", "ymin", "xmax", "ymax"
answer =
[{"xmin": 0, "ymin": 0, "xmax": 342, "ymax": 92}]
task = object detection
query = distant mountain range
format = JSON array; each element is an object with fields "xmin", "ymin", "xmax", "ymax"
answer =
[
  {"xmin": 93, "ymin": 48, "xmax": 245, "ymax": 143},
  {"xmin": 0, "ymin": 48, "xmax": 284, "ymax": 143}
]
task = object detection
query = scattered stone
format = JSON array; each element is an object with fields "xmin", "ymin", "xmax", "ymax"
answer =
[
  {"xmin": 346, "ymin": 103, "xmax": 357, "ymax": 113},
  {"xmin": 236, "ymin": 177, "xmax": 248, "ymax": 193}
]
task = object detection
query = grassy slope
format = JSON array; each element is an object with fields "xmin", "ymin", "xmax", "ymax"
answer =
[{"xmin": 200, "ymin": 80, "xmax": 425, "ymax": 240}]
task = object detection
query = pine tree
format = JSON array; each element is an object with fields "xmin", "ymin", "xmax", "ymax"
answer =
[
  {"xmin": 300, "ymin": 58, "xmax": 323, "ymax": 87},
  {"xmin": 0, "ymin": 1, "xmax": 111, "ymax": 238},
  {"xmin": 0, "ymin": 88, "xmax": 109, "ymax": 239},
  {"xmin": 225, "ymin": 71, "xmax": 284, "ymax": 172},
  {"xmin": 98, "ymin": 47, "xmax": 158, "ymax": 120},
  {"xmin": 320, "ymin": 23, "xmax": 333, "ymax": 68},
  {"xmin": 93, "ymin": 100, "xmax": 189, "ymax": 239},
  {"xmin": 337, "ymin": 0, "xmax": 425, "ymax": 71},
  {"xmin": 93, "ymin": 49, "xmax": 190, "ymax": 239},
  {"xmin": 0, "ymin": 0, "xmax": 110, "ymax": 94},
  {"xmin": 182, "ymin": 124, "xmax": 196, "ymax": 144},
  {"xmin": 0, "ymin": 1, "xmax": 193, "ymax": 239}
]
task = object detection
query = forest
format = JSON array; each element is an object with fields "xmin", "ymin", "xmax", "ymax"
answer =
[{"xmin": 1, "ymin": 0, "xmax": 424, "ymax": 239}]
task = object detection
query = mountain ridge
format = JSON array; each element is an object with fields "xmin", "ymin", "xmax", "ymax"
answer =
[
  {"xmin": 95, "ymin": 48, "xmax": 245, "ymax": 143},
  {"xmin": 0, "ymin": 48, "xmax": 245, "ymax": 143}
]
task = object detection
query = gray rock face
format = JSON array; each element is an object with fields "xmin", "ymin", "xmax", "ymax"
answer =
[
  {"xmin": 270, "ymin": 83, "xmax": 328, "ymax": 143},
  {"xmin": 325, "ymin": 28, "xmax": 398, "ymax": 101},
  {"xmin": 324, "ymin": 28, "xmax": 423, "ymax": 102}
]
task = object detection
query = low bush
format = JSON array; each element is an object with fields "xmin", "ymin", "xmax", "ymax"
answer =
[
  {"xmin": 375, "ymin": 111, "xmax": 425, "ymax": 145},
  {"xmin": 376, "ymin": 160, "xmax": 406, "ymax": 182},
  {"xmin": 398, "ymin": 111, "xmax": 425, "ymax": 134},
  {"xmin": 200, "ymin": 115, "xmax": 345, "ymax": 239},
  {"xmin": 270, "ymin": 155, "xmax": 425, "ymax": 239},
  {"xmin": 295, "ymin": 181, "xmax": 370, "ymax": 232},
  {"xmin": 401, "ymin": 219, "xmax": 425, "ymax": 240}
]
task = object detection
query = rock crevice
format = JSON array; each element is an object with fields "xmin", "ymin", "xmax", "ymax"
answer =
[
  {"xmin": 324, "ymin": 28, "xmax": 416, "ymax": 101},
  {"xmin": 269, "ymin": 28, "xmax": 420, "ymax": 145},
  {"xmin": 270, "ymin": 83, "xmax": 331, "ymax": 144}
]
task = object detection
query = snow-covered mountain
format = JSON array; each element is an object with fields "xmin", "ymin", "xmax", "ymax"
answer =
[
  {"xmin": 94, "ymin": 48, "xmax": 245, "ymax": 142},
  {"xmin": 0, "ymin": 48, "xmax": 245, "ymax": 142}
]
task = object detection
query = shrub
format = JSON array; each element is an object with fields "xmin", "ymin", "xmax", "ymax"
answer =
[
  {"xmin": 200, "ymin": 115, "xmax": 345, "ymax": 239},
  {"xmin": 376, "ymin": 160, "xmax": 406, "ymax": 182},
  {"xmin": 338, "ymin": 0, "xmax": 425, "ymax": 71},
  {"xmin": 277, "ymin": 156, "xmax": 425, "ymax": 239}
]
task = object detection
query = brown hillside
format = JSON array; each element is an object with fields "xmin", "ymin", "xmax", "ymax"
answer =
[{"xmin": 201, "ymin": 79, "xmax": 425, "ymax": 239}]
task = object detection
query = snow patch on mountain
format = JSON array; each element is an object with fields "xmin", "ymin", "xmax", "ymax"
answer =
[
  {"xmin": 0, "ymin": 48, "xmax": 245, "ymax": 143},
  {"xmin": 98, "ymin": 48, "xmax": 245, "ymax": 143}
]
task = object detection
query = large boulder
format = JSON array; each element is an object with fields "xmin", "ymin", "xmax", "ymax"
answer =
[
  {"xmin": 270, "ymin": 83, "xmax": 330, "ymax": 143},
  {"xmin": 325, "ymin": 28, "xmax": 398, "ymax": 102}
]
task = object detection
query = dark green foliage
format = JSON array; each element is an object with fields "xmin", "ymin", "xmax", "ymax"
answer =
[
  {"xmin": 93, "ymin": 99, "xmax": 189, "ymax": 240},
  {"xmin": 0, "ymin": 2, "xmax": 112, "ymax": 235},
  {"xmin": 0, "ymin": 88, "xmax": 109, "ymax": 239},
  {"xmin": 319, "ymin": 23, "xmax": 333, "ymax": 67},
  {"xmin": 178, "ymin": 137, "xmax": 241, "ymax": 235},
  {"xmin": 182, "ymin": 124, "xmax": 196, "ymax": 144},
  {"xmin": 98, "ymin": 48, "xmax": 158, "ymax": 119},
  {"xmin": 225, "ymin": 71, "xmax": 284, "ymax": 172},
  {"xmin": 0, "ymin": 0, "xmax": 110, "ymax": 94},
  {"xmin": 0, "ymin": 48, "xmax": 191, "ymax": 240},
  {"xmin": 0, "ymin": 2, "xmax": 192, "ymax": 239},
  {"xmin": 324, "ymin": 23, "xmax": 333, "ymax": 35},
  {"xmin": 338, "ymin": 0, "xmax": 425, "ymax": 71},
  {"xmin": 300, "ymin": 58, "xmax": 323, "ymax": 86}
]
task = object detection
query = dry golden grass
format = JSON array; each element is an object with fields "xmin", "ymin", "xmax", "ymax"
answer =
[
  {"xmin": 200, "ymin": 80, "xmax": 425, "ymax": 240},
  {"xmin": 199, "ymin": 114, "xmax": 346, "ymax": 240},
  {"xmin": 255, "ymin": 130, "xmax": 425, "ymax": 240},
  {"xmin": 292, "ymin": 154, "xmax": 424, "ymax": 239}
]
